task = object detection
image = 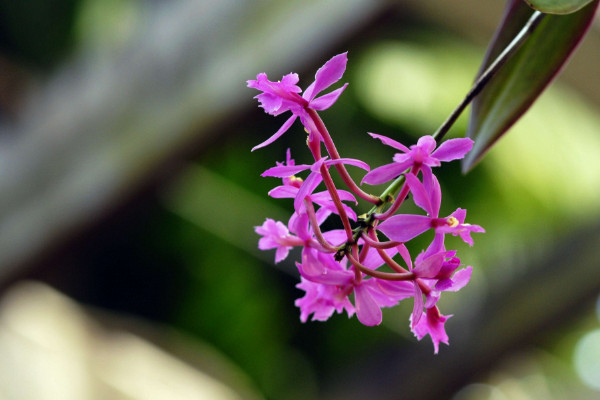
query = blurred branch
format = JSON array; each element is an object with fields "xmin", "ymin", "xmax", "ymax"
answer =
[{"xmin": 0, "ymin": 0, "xmax": 388, "ymax": 281}]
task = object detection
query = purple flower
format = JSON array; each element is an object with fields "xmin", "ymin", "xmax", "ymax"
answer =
[
  {"xmin": 262, "ymin": 156, "xmax": 368, "ymax": 219},
  {"xmin": 255, "ymin": 218, "xmax": 304, "ymax": 263},
  {"xmin": 395, "ymin": 236, "xmax": 471, "ymax": 326},
  {"xmin": 377, "ymin": 171, "xmax": 484, "ymax": 245},
  {"xmin": 415, "ymin": 254, "xmax": 473, "ymax": 310},
  {"xmin": 410, "ymin": 306, "xmax": 451, "ymax": 354},
  {"xmin": 436, "ymin": 208, "xmax": 486, "ymax": 246},
  {"xmin": 248, "ymin": 53, "xmax": 349, "ymax": 151},
  {"xmin": 362, "ymin": 134, "xmax": 473, "ymax": 185},
  {"xmin": 394, "ymin": 240, "xmax": 444, "ymax": 327},
  {"xmin": 296, "ymin": 247, "xmax": 412, "ymax": 326},
  {"xmin": 295, "ymin": 277, "xmax": 355, "ymax": 322}
]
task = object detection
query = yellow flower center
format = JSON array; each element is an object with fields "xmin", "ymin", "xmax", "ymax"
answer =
[
  {"xmin": 289, "ymin": 176, "xmax": 303, "ymax": 185},
  {"xmin": 447, "ymin": 216, "xmax": 459, "ymax": 228}
]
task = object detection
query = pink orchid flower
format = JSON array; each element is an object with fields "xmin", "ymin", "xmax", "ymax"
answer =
[
  {"xmin": 296, "ymin": 247, "xmax": 412, "ymax": 326},
  {"xmin": 262, "ymin": 156, "xmax": 369, "ymax": 219},
  {"xmin": 362, "ymin": 133, "xmax": 473, "ymax": 185},
  {"xmin": 248, "ymin": 53, "xmax": 349, "ymax": 151},
  {"xmin": 255, "ymin": 218, "xmax": 304, "ymax": 263},
  {"xmin": 377, "ymin": 171, "xmax": 484, "ymax": 245},
  {"xmin": 410, "ymin": 306, "xmax": 451, "ymax": 354}
]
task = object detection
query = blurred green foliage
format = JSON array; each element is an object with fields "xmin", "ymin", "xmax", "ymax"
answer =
[{"xmin": 0, "ymin": 0, "xmax": 79, "ymax": 68}]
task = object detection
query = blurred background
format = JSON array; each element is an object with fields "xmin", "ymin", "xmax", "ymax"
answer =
[{"xmin": 0, "ymin": 0, "xmax": 599, "ymax": 399}]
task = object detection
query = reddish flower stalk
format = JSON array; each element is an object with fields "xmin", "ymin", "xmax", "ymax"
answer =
[
  {"xmin": 374, "ymin": 165, "xmax": 418, "ymax": 220},
  {"xmin": 318, "ymin": 162, "xmax": 354, "ymax": 241},
  {"xmin": 374, "ymin": 245, "xmax": 408, "ymax": 274},
  {"xmin": 360, "ymin": 232, "xmax": 399, "ymax": 249},
  {"xmin": 308, "ymin": 109, "xmax": 380, "ymax": 205},
  {"xmin": 346, "ymin": 252, "xmax": 415, "ymax": 281},
  {"xmin": 303, "ymin": 198, "xmax": 338, "ymax": 253}
]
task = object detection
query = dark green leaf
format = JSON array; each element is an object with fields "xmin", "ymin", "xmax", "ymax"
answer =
[
  {"xmin": 463, "ymin": 0, "xmax": 598, "ymax": 172},
  {"xmin": 524, "ymin": 0, "xmax": 595, "ymax": 14}
]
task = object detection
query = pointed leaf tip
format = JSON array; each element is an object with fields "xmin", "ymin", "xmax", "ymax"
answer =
[
  {"xmin": 463, "ymin": 0, "xmax": 598, "ymax": 172},
  {"xmin": 524, "ymin": 0, "xmax": 595, "ymax": 14}
]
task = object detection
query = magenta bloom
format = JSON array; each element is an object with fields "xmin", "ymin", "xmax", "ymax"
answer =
[
  {"xmin": 296, "ymin": 248, "xmax": 412, "ymax": 326},
  {"xmin": 362, "ymin": 134, "xmax": 473, "ymax": 185},
  {"xmin": 262, "ymin": 156, "xmax": 368, "ymax": 219},
  {"xmin": 247, "ymin": 53, "xmax": 349, "ymax": 151},
  {"xmin": 255, "ymin": 218, "xmax": 304, "ymax": 263},
  {"xmin": 251, "ymin": 54, "xmax": 484, "ymax": 353},
  {"xmin": 377, "ymin": 172, "xmax": 484, "ymax": 245},
  {"xmin": 295, "ymin": 277, "xmax": 355, "ymax": 322},
  {"xmin": 410, "ymin": 306, "xmax": 451, "ymax": 354}
]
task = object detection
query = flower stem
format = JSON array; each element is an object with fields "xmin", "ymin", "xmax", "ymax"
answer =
[
  {"xmin": 346, "ymin": 252, "xmax": 414, "ymax": 281},
  {"xmin": 375, "ymin": 165, "xmax": 419, "ymax": 220},
  {"xmin": 432, "ymin": 10, "xmax": 545, "ymax": 143},
  {"xmin": 303, "ymin": 199, "xmax": 339, "ymax": 252},
  {"xmin": 360, "ymin": 232, "xmax": 400, "ymax": 249},
  {"xmin": 356, "ymin": 10, "xmax": 546, "ymax": 227},
  {"xmin": 318, "ymin": 163, "xmax": 354, "ymax": 241},
  {"xmin": 308, "ymin": 109, "xmax": 381, "ymax": 204}
]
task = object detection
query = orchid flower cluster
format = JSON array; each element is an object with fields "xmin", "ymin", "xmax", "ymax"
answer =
[{"xmin": 248, "ymin": 53, "xmax": 484, "ymax": 353}]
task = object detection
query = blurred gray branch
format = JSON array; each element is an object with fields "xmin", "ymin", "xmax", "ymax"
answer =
[{"xmin": 0, "ymin": 0, "xmax": 387, "ymax": 280}]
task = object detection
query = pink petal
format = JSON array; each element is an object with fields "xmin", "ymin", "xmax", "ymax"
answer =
[
  {"xmin": 368, "ymin": 132, "xmax": 410, "ymax": 152},
  {"xmin": 361, "ymin": 247, "xmax": 398, "ymax": 270},
  {"xmin": 411, "ymin": 283, "xmax": 424, "ymax": 327},
  {"xmin": 309, "ymin": 84, "xmax": 348, "ymax": 110},
  {"xmin": 421, "ymin": 168, "xmax": 441, "ymax": 217},
  {"xmin": 361, "ymin": 163, "xmax": 407, "ymax": 185},
  {"xmin": 364, "ymin": 282, "xmax": 400, "ymax": 307},
  {"xmin": 423, "ymin": 233, "xmax": 445, "ymax": 258},
  {"xmin": 322, "ymin": 229, "xmax": 347, "ymax": 247},
  {"xmin": 268, "ymin": 186, "xmax": 297, "ymax": 199},
  {"xmin": 297, "ymin": 251, "xmax": 351, "ymax": 285},
  {"xmin": 261, "ymin": 164, "xmax": 310, "ymax": 177},
  {"xmin": 424, "ymin": 291, "xmax": 441, "ymax": 309},
  {"xmin": 252, "ymin": 115, "xmax": 297, "ymax": 151},
  {"xmin": 377, "ymin": 214, "xmax": 431, "ymax": 242},
  {"xmin": 405, "ymin": 173, "xmax": 434, "ymax": 216},
  {"xmin": 396, "ymin": 244, "xmax": 413, "ymax": 270},
  {"xmin": 275, "ymin": 246, "xmax": 290, "ymax": 263},
  {"xmin": 293, "ymin": 172, "xmax": 323, "ymax": 212},
  {"xmin": 392, "ymin": 153, "xmax": 412, "ymax": 165},
  {"xmin": 431, "ymin": 138, "xmax": 473, "ymax": 162},
  {"xmin": 439, "ymin": 266, "xmax": 472, "ymax": 292},
  {"xmin": 303, "ymin": 52, "xmax": 348, "ymax": 101},
  {"xmin": 309, "ymin": 157, "xmax": 328, "ymax": 172},
  {"xmin": 450, "ymin": 208, "xmax": 467, "ymax": 224},
  {"xmin": 295, "ymin": 278, "xmax": 355, "ymax": 322},
  {"xmin": 314, "ymin": 208, "xmax": 332, "ymax": 226},
  {"xmin": 413, "ymin": 252, "xmax": 445, "ymax": 278},
  {"xmin": 280, "ymin": 73, "xmax": 302, "ymax": 92},
  {"xmin": 411, "ymin": 309, "xmax": 451, "ymax": 354},
  {"xmin": 354, "ymin": 284, "xmax": 382, "ymax": 326},
  {"xmin": 326, "ymin": 157, "xmax": 370, "ymax": 171},
  {"xmin": 254, "ymin": 93, "xmax": 284, "ymax": 115},
  {"xmin": 375, "ymin": 280, "xmax": 414, "ymax": 298},
  {"xmin": 416, "ymin": 136, "xmax": 437, "ymax": 154},
  {"xmin": 334, "ymin": 189, "xmax": 358, "ymax": 203}
]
